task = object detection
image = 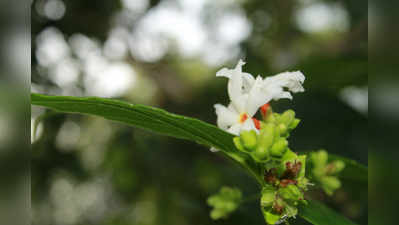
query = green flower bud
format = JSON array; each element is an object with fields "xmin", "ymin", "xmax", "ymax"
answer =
[
  {"xmin": 280, "ymin": 110, "xmax": 295, "ymax": 126},
  {"xmin": 265, "ymin": 113, "xmax": 277, "ymax": 123},
  {"xmin": 311, "ymin": 166, "xmax": 325, "ymax": 178},
  {"xmin": 311, "ymin": 150, "xmax": 328, "ymax": 168},
  {"xmin": 321, "ymin": 176, "xmax": 341, "ymax": 196},
  {"xmin": 289, "ymin": 119, "xmax": 301, "ymax": 130},
  {"xmin": 278, "ymin": 184, "xmax": 303, "ymax": 201},
  {"xmin": 240, "ymin": 130, "xmax": 257, "ymax": 151},
  {"xmin": 252, "ymin": 123, "xmax": 276, "ymax": 162},
  {"xmin": 261, "ymin": 187, "xmax": 276, "ymax": 208},
  {"xmin": 309, "ymin": 150, "xmax": 345, "ymax": 196},
  {"xmin": 210, "ymin": 209, "xmax": 224, "ymax": 220},
  {"xmin": 270, "ymin": 138, "xmax": 288, "ymax": 157},
  {"xmin": 223, "ymin": 201, "xmax": 236, "ymax": 211},
  {"xmin": 253, "ymin": 145, "xmax": 269, "ymax": 162},
  {"xmin": 328, "ymin": 160, "xmax": 345, "ymax": 175},
  {"xmin": 263, "ymin": 210, "xmax": 282, "ymax": 225},
  {"xmin": 207, "ymin": 187, "xmax": 242, "ymax": 220},
  {"xmin": 284, "ymin": 204, "xmax": 298, "ymax": 218},
  {"xmin": 278, "ymin": 123, "xmax": 288, "ymax": 136},
  {"xmin": 281, "ymin": 149, "xmax": 298, "ymax": 162},
  {"xmin": 233, "ymin": 137, "xmax": 246, "ymax": 152},
  {"xmin": 258, "ymin": 123, "xmax": 276, "ymax": 150}
]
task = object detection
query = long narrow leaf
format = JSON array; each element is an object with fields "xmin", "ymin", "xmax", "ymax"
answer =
[
  {"xmin": 31, "ymin": 93, "xmax": 264, "ymax": 184},
  {"xmin": 299, "ymin": 200, "xmax": 358, "ymax": 225},
  {"xmin": 31, "ymin": 93, "xmax": 236, "ymax": 153}
]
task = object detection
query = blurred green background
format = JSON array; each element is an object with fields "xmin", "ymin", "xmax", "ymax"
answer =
[{"xmin": 31, "ymin": 0, "xmax": 367, "ymax": 225}]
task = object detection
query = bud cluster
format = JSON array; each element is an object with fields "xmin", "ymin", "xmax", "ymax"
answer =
[
  {"xmin": 309, "ymin": 150, "xmax": 345, "ymax": 196},
  {"xmin": 232, "ymin": 108, "xmax": 310, "ymax": 224},
  {"xmin": 233, "ymin": 109, "xmax": 300, "ymax": 163},
  {"xmin": 207, "ymin": 186, "xmax": 243, "ymax": 220},
  {"xmin": 261, "ymin": 149, "xmax": 309, "ymax": 224},
  {"xmin": 212, "ymin": 106, "xmax": 345, "ymax": 224}
]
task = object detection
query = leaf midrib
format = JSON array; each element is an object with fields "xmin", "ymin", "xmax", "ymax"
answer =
[{"xmin": 32, "ymin": 97, "xmax": 235, "ymax": 152}]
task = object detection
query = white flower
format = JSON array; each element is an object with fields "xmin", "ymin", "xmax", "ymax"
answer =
[
  {"xmin": 211, "ymin": 60, "xmax": 305, "ymax": 152},
  {"xmin": 214, "ymin": 60, "xmax": 262, "ymax": 136}
]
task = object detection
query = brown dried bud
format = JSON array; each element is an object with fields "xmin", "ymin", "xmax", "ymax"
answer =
[
  {"xmin": 264, "ymin": 168, "xmax": 278, "ymax": 185},
  {"xmin": 272, "ymin": 203, "xmax": 284, "ymax": 214},
  {"xmin": 280, "ymin": 179, "xmax": 298, "ymax": 187},
  {"xmin": 282, "ymin": 161, "xmax": 302, "ymax": 179}
]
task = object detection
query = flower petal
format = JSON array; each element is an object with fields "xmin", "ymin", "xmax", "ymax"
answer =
[
  {"xmin": 246, "ymin": 76, "xmax": 273, "ymax": 116},
  {"xmin": 216, "ymin": 68, "xmax": 232, "ymax": 78},
  {"xmin": 262, "ymin": 71, "xmax": 305, "ymax": 101},
  {"xmin": 227, "ymin": 123, "xmax": 242, "ymax": 136},
  {"xmin": 242, "ymin": 72, "xmax": 255, "ymax": 93},
  {"xmin": 216, "ymin": 59, "xmax": 245, "ymax": 78},
  {"xmin": 214, "ymin": 104, "xmax": 239, "ymax": 130},
  {"xmin": 227, "ymin": 61, "xmax": 247, "ymax": 110}
]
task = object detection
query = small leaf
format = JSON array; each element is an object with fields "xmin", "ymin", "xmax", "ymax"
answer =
[{"xmin": 298, "ymin": 199, "xmax": 358, "ymax": 225}]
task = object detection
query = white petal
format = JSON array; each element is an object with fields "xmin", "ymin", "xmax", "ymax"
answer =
[
  {"xmin": 245, "ymin": 76, "xmax": 273, "ymax": 116},
  {"xmin": 262, "ymin": 71, "xmax": 305, "ymax": 101},
  {"xmin": 216, "ymin": 68, "xmax": 232, "ymax": 78},
  {"xmin": 216, "ymin": 60, "xmax": 258, "ymax": 113},
  {"xmin": 265, "ymin": 71, "xmax": 305, "ymax": 92},
  {"xmin": 227, "ymin": 72, "xmax": 242, "ymax": 106},
  {"xmin": 216, "ymin": 59, "xmax": 245, "ymax": 78},
  {"xmin": 214, "ymin": 104, "xmax": 239, "ymax": 130},
  {"xmin": 231, "ymin": 93, "xmax": 249, "ymax": 113},
  {"xmin": 281, "ymin": 71, "xmax": 305, "ymax": 92},
  {"xmin": 228, "ymin": 103, "xmax": 236, "ymax": 111},
  {"xmin": 276, "ymin": 91, "xmax": 292, "ymax": 100},
  {"xmin": 242, "ymin": 72, "xmax": 255, "ymax": 93},
  {"xmin": 227, "ymin": 66, "xmax": 245, "ymax": 110},
  {"xmin": 235, "ymin": 59, "xmax": 246, "ymax": 71},
  {"xmin": 227, "ymin": 123, "xmax": 242, "ymax": 136}
]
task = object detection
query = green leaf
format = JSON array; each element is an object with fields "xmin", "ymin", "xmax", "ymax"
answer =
[
  {"xmin": 31, "ymin": 93, "xmax": 233, "ymax": 151},
  {"xmin": 328, "ymin": 154, "xmax": 368, "ymax": 182},
  {"xmin": 31, "ymin": 93, "xmax": 263, "ymax": 183},
  {"xmin": 299, "ymin": 199, "xmax": 358, "ymax": 225}
]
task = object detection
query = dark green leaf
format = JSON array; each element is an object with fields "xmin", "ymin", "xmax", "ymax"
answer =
[
  {"xmin": 299, "ymin": 199, "xmax": 358, "ymax": 225},
  {"xmin": 31, "ymin": 93, "xmax": 236, "ymax": 152},
  {"xmin": 31, "ymin": 93, "xmax": 263, "ymax": 183}
]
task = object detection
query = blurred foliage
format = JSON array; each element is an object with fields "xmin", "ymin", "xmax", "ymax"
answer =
[{"xmin": 31, "ymin": 0, "xmax": 367, "ymax": 224}]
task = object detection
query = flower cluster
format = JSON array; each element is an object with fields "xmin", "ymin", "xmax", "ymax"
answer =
[
  {"xmin": 234, "ymin": 109, "xmax": 309, "ymax": 224},
  {"xmin": 214, "ymin": 60, "xmax": 305, "ymax": 139},
  {"xmin": 209, "ymin": 60, "xmax": 345, "ymax": 225},
  {"xmin": 309, "ymin": 150, "xmax": 345, "ymax": 196}
]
